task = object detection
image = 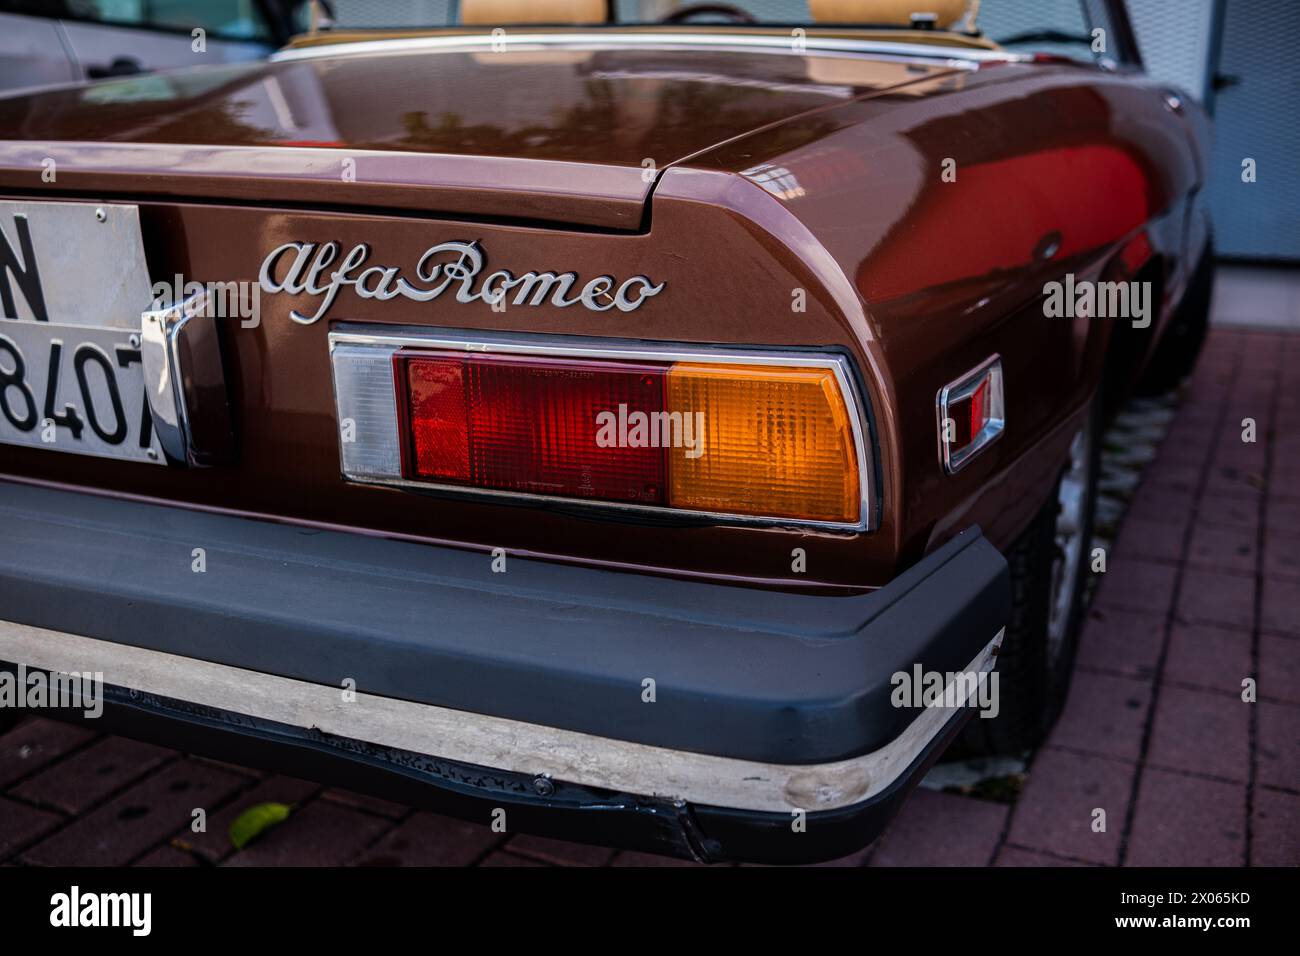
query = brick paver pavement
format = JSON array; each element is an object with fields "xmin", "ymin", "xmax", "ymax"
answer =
[{"xmin": 1, "ymin": 325, "xmax": 1297, "ymax": 867}]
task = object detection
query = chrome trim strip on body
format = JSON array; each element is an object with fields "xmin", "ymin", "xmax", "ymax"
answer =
[
  {"xmin": 0, "ymin": 619, "xmax": 1003, "ymax": 814},
  {"xmin": 272, "ymin": 31, "xmax": 1026, "ymax": 70},
  {"xmin": 935, "ymin": 354, "xmax": 1005, "ymax": 474},
  {"xmin": 327, "ymin": 326, "xmax": 875, "ymax": 533}
]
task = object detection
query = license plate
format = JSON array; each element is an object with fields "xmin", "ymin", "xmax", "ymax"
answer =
[
  {"xmin": 0, "ymin": 321, "xmax": 161, "ymax": 464},
  {"xmin": 0, "ymin": 200, "xmax": 162, "ymax": 464}
]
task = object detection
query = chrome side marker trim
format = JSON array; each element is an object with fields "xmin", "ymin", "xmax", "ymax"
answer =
[{"xmin": 936, "ymin": 354, "xmax": 1005, "ymax": 474}]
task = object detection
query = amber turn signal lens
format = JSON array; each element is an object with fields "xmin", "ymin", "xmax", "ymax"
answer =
[{"xmin": 665, "ymin": 363, "xmax": 860, "ymax": 523}]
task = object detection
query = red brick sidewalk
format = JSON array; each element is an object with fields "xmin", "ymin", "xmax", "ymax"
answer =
[{"xmin": 1, "ymin": 327, "xmax": 1297, "ymax": 867}]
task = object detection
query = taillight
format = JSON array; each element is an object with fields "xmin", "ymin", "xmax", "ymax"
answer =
[{"xmin": 389, "ymin": 347, "xmax": 866, "ymax": 526}]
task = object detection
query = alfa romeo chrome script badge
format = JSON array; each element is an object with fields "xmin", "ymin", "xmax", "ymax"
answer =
[{"xmin": 259, "ymin": 240, "xmax": 666, "ymax": 324}]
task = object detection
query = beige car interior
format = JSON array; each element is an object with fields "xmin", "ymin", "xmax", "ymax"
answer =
[
  {"xmin": 457, "ymin": 1, "xmax": 979, "ymax": 30},
  {"xmin": 459, "ymin": 0, "xmax": 611, "ymax": 25}
]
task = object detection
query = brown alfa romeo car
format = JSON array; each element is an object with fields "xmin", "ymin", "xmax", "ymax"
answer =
[{"xmin": 0, "ymin": 0, "xmax": 1213, "ymax": 863}]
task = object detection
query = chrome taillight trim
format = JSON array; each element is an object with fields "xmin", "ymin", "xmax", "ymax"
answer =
[
  {"xmin": 936, "ymin": 355, "xmax": 1005, "ymax": 475},
  {"xmin": 327, "ymin": 325, "xmax": 875, "ymax": 532}
]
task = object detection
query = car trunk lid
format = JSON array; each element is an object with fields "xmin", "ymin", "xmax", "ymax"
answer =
[{"xmin": 0, "ymin": 44, "xmax": 961, "ymax": 229}]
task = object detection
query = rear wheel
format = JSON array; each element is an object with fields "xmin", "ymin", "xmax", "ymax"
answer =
[
  {"xmin": 962, "ymin": 395, "xmax": 1101, "ymax": 755},
  {"xmin": 1137, "ymin": 242, "xmax": 1214, "ymax": 396}
]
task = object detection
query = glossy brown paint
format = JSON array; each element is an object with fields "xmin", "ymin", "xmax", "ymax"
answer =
[
  {"xmin": 677, "ymin": 58, "xmax": 1206, "ymax": 564},
  {"xmin": 0, "ymin": 37, "xmax": 1208, "ymax": 590},
  {"xmin": 0, "ymin": 50, "xmax": 959, "ymax": 228}
]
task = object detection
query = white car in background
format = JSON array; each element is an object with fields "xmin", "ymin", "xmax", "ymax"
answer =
[{"xmin": 0, "ymin": 0, "xmax": 300, "ymax": 94}]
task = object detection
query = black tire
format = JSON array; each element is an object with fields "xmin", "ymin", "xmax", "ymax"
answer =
[
  {"xmin": 961, "ymin": 395, "xmax": 1101, "ymax": 756},
  {"xmin": 1136, "ymin": 241, "xmax": 1214, "ymax": 396}
]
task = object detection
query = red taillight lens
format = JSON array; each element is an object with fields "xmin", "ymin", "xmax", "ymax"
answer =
[
  {"xmin": 966, "ymin": 378, "xmax": 989, "ymax": 441},
  {"xmin": 401, "ymin": 351, "xmax": 669, "ymax": 504},
  {"xmin": 404, "ymin": 356, "xmax": 470, "ymax": 482},
  {"xmin": 945, "ymin": 380, "xmax": 991, "ymax": 452}
]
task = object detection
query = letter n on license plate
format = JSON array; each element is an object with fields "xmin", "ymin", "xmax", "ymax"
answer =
[{"xmin": 0, "ymin": 200, "xmax": 163, "ymax": 464}]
